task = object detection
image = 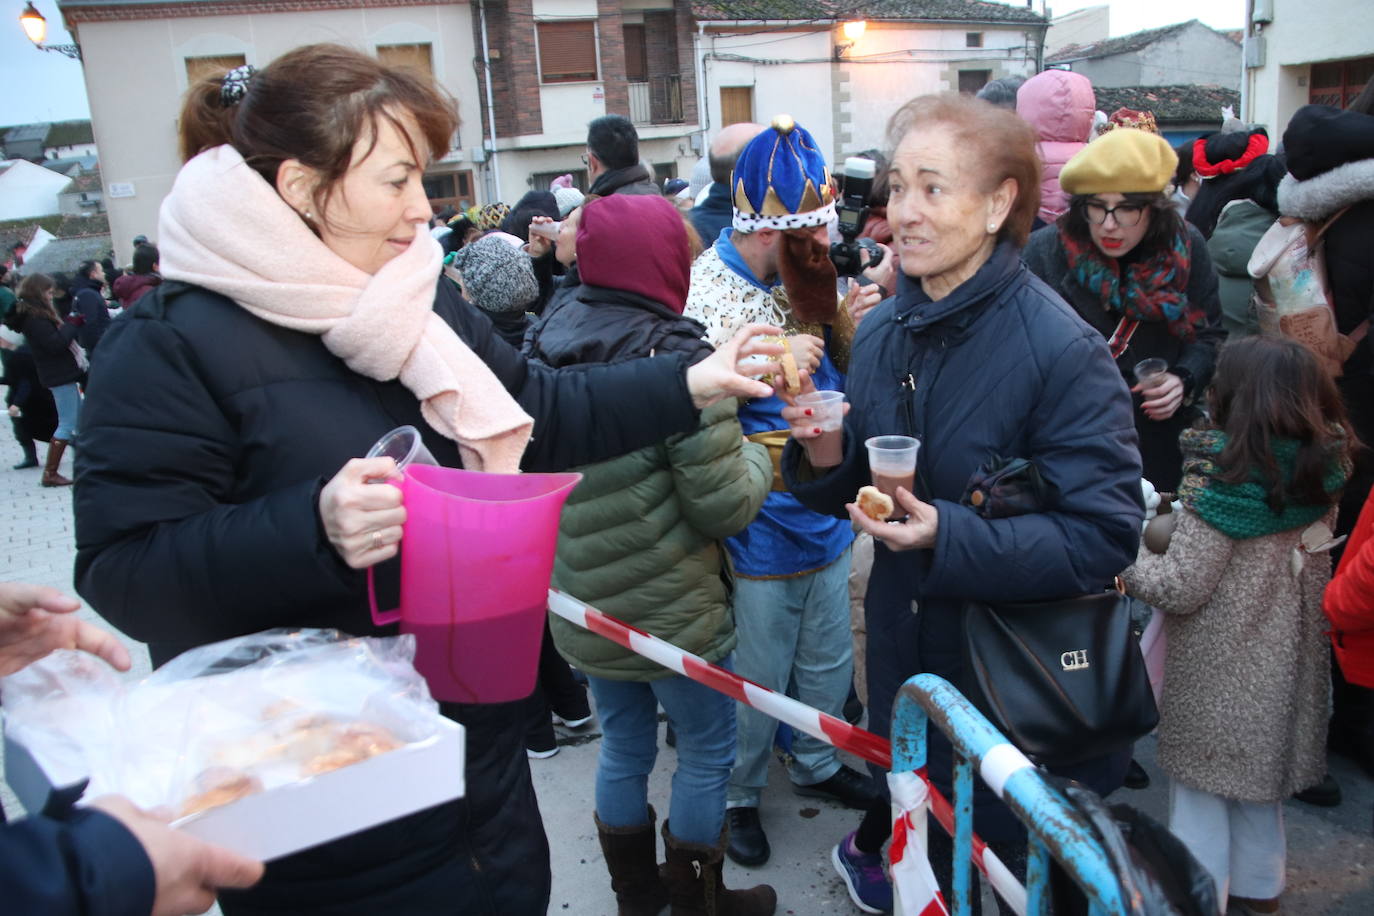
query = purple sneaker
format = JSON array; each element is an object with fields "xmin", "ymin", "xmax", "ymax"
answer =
[{"xmin": 831, "ymin": 830, "xmax": 893, "ymax": 914}]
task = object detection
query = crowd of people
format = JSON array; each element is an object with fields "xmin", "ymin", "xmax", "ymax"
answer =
[{"xmin": 2, "ymin": 41, "xmax": 1374, "ymax": 916}]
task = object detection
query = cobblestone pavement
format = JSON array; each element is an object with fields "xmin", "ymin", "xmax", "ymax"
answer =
[{"xmin": 1, "ymin": 432, "xmax": 1371, "ymax": 914}]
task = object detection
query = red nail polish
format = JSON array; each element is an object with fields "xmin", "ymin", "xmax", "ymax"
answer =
[
  {"xmin": 804, "ymin": 408, "xmax": 814, "ymax": 417},
  {"xmin": 813, "ymin": 427, "xmax": 822, "ymax": 435}
]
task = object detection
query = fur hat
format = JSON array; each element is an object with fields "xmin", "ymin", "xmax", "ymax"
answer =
[
  {"xmin": 553, "ymin": 186, "xmax": 584, "ymax": 218},
  {"xmin": 731, "ymin": 114, "xmax": 835, "ymax": 232},
  {"xmin": 451, "ymin": 235, "xmax": 538, "ymax": 314},
  {"xmin": 1061, "ymin": 128, "xmax": 1178, "ymax": 195}
]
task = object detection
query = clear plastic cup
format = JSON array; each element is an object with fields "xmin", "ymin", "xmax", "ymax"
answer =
[
  {"xmin": 529, "ymin": 220, "xmax": 562, "ymax": 241},
  {"xmin": 366, "ymin": 425, "xmax": 438, "ymax": 481},
  {"xmin": 795, "ymin": 390, "xmax": 845, "ymax": 467},
  {"xmin": 865, "ymin": 435, "xmax": 920, "ymax": 510},
  {"xmin": 1133, "ymin": 358, "xmax": 1169, "ymax": 389}
]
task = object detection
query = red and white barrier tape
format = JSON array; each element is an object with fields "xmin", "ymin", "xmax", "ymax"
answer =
[{"xmin": 546, "ymin": 588, "xmax": 1022, "ymax": 904}]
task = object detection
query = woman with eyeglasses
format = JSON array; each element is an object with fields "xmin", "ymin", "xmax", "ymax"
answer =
[{"xmin": 1024, "ymin": 128, "xmax": 1226, "ymax": 491}]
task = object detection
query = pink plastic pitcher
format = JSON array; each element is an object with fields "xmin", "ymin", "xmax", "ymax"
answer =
[{"xmin": 367, "ymin": 465, "xmax": 581, "ymax": 704}]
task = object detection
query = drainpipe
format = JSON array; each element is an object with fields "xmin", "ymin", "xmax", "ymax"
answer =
[
  {"xmin": 478, "ymin": 0, "xmax": 502, "ymax": 202},
  {"xmin": 695, "ymin": 22, "xmax": 709, "ymax": 148}
]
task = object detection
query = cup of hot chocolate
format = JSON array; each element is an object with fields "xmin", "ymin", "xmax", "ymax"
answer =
[
  {"xmin": 865, "ymin": 435, "xmax": 920, "ymax": 516},
  {"xmin": 796, "ymin": 390, "xmax": 845, "ymax": 467}
]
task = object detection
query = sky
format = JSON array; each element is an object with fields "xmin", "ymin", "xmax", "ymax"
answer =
[
  {"xmin": 1, "ymin": 0, "xmax": 90, "ymax": 125},
  {"xmin": 0, "ymin": 0, "xmax": 1247, "ymax": 128}
]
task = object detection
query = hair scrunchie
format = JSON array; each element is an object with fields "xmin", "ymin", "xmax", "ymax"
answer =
[{"xmin": 219, "ymin": 64, "xmax": 257, "ymax": 108}]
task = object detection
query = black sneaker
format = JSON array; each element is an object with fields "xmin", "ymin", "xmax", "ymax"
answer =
[
  {"xmin": 1293, "ymin": 773, "xmax": 1341, "ymax": 807},
  {"xmin": 551, "ymin": 685, "xmax": 593, "ymax": 728},
  {"xmin": 1123, "ymin": 758, "xmax": 1151, "ymax": 790},
  {"xmin": 843, "ymin": 694, "xmax": 865, "ymax": 726},
  {"xmin": 725, "ymin": 807, "xmax": 770, "ymax": 866},
  {"xmin": 793, "ymin": 764, "xmax": 877, "ymax": 809},
  {"xmin": 527, "ymin": 717, "xmax": 558, "ymax": 759}
]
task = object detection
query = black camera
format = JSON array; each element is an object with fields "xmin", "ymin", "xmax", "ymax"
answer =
[{"xmin": 829, "ymin": 157, "xmax": 884, "ymax": 278}]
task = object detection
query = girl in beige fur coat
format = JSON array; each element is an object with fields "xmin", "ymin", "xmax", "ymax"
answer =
[{"xmin": 1123, "ymin": 337, "xmax": 1353, "ymax": 915}]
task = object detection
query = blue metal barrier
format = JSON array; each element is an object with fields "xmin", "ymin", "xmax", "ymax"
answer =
[{"xmin": 890, "ymin": 673, "xmax": 1128, "ymax": 916}]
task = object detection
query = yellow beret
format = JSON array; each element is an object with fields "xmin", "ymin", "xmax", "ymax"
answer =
[{"xmin": 1060, "ymin": 128, "xmax": 1178, "ymax": 195}]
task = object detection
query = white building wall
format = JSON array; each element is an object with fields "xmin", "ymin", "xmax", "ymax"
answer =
[
  {"xmin": 74, "ymin": 3, "xmax": 482, "ymax": 255},
  {"xmin": 1244, "ymin": 0, "xmax": 1374, "ymax": 133},
  {"xmin": 701, "ymin": 29, "xmax": 835, "ymax": 153},
  {"xmin": 700, "ymin": 22, "xmax": 1038, "ymax": 169},
  {"xmin": 841, "ymin": 22, "xmax": 1037, "ymax": 158},
  {"xmin": 1134, "ymin": 27, "xmax": 1240, "ymax": 90},
  {"xmin": 47, "ymin": 142, "xmax": 100, "ymax": 160},
  {"xmin": 0, "ymin": 159, "xmax": 72, "ymax": 220},
  {"xmin": 1045, "ymin": 5, "xmax": 1109, "ymax": 58}
]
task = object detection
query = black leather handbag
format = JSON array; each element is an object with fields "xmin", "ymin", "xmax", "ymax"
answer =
[{"xmin": 962, "ymin": 590, "xmax": 1159, "ymax": 767}]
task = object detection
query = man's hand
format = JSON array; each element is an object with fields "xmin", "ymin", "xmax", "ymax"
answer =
[
  {"xmin": 91, "ymin": 796, "xmax": 265, "ymax": 916},
  {"xmin": 1134, "ymin": 372, "xmax": 1185, "ymax": 421},
  {"xmin": 843, "ymin": 278, "xmax": 885, "ymax": 327},
  {"xmin": 787, "ymin": 334, "xmax": 824, "ymax": 374},
  {"xmin": 0, "ymin": 582, "xmax": 130, "ymax": 677},
  {"xmin": 845, "ymin": 487, "xmax": 939, "ymax": 550},
  {"xmin": 858, "ymin": 242, "xmax": 896, "ymax": 295}
]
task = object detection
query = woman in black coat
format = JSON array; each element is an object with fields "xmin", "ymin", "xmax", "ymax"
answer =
[
  {"xmin": 1024, "ymin": 128, "xmax": 1226, "ymax": 492},
  {"xmin": 3, "ymin": 273, "xmax": 82, "ymax": 486},
  {"xmin": 72, "ymin": 46, "xmax": 779, "ymax": 916},
  {"xmin": 0, "ymin": 340, "xmax": 58, "ymax": 469},
  {"xmin": 780, "ymin": 95, "xmax": 1142, "ymax": 913}
]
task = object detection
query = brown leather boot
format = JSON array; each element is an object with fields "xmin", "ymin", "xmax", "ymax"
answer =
[
  {"xmin": 596, "ymin": 805, "xmax": 670, "ymax": 916},
  {"xmin": 41, "ymin": 438, "xmax": 72, "ymax": 487},
  {"xmin": 661, "ymin": 821, "xmax": 776, "ymax": 916}
]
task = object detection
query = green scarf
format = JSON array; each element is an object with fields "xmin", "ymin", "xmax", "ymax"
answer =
[{"xmin": 1177, "ymin": 428, "xmax": 1348, "ymax": 540}]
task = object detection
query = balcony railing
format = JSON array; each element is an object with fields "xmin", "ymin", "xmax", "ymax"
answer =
[{"xmin": 628, "ymin": 74, "xmax": 685, "ymax": 126}]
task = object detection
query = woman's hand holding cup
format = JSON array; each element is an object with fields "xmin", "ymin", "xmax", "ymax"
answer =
[{"xmin": 319, "ymin": 457, "xmax": 407, "ymax": 569}]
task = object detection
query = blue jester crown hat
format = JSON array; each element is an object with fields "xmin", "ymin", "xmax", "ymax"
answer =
[{"xmin": 731, "ymin": 114, "xmax": 835, "ymax": 232}]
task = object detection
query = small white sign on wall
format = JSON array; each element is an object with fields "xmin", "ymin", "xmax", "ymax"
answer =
[
  {"xmin": 107, "ymin": 182, "xmax": 136, "ymax": 199},
  {"xmin": 593, "ymin": 86, "xmax": 604, "ymax": 103}
]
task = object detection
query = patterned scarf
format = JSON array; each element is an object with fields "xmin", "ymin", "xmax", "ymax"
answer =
[
  {"xmin": 1061, "ymin": 221, "xmax": 1205, "ymax": 341},
  {"xmin": 1177, "ymin": 428, "xmax": 1349, "ymax": 540}
]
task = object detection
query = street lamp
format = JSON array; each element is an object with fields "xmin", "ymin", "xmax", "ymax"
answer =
[
  {"xmin": 19, "ymin": 2, "xmax": 81, "ymax": 60},
  {"xmin": 834, "ymin": 19, "xmax": 866, "ymax": 60}
]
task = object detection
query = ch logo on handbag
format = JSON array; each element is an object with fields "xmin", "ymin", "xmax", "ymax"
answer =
[{"xmin": 1060, "ymin": 649, "xmax": 1090, "ymax": 671}]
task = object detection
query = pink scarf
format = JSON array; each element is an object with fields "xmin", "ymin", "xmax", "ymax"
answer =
[{"xmin": 158, "ymin": 145, "xmax": 532, "ymax": 473}]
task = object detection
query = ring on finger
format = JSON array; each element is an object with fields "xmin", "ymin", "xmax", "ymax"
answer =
[{"xmin": 370, "ymin": 529, "xmax": 382, "ymax": 551}]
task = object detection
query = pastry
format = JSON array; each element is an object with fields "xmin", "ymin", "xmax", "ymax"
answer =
[
  {"xmin": 779, "ymin": 351, "xmax": 802, "ymax": 395},
  {"xmin": 180, "ymin": 767, "xmax": 264, "ymax": 817},
  {"xmin": 856, "ymin": 486, "xmax": 894, "ymax": 521}
]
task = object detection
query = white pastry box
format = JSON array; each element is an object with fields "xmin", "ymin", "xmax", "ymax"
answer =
[{"xmin": 2, "ymin": 630, "xmax": 465, "ymax": 862}]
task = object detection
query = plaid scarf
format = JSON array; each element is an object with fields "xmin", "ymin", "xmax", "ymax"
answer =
[
  {"xmin": 1177, "ymin": 428, "xmax": 1348, "ymax": 540},
  {"xmin": 1061, "ymin": 222, "xmax": 1205, "ymax": 341}
]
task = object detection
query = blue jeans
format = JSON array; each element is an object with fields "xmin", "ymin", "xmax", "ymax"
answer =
[
  {"xmin": 588, "ymin": 658, "xmax": 737, "ymax": 845},
  {"xmin": 49, "ymin": 382, "xmax": 81, "ymax": 440},
  {"xmin": 728, "ymin": 548, "xmax": 852, "ymax": 807}
]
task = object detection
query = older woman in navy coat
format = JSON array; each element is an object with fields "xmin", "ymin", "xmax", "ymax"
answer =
[{"xmin": 780, "ymin": 94, "xmax": 1144, "ymax": 911}]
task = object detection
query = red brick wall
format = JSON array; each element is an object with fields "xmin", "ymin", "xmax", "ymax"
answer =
[
  {"xmin": 673, "ymin": 0, "xmax": 698, "ymax": 125},
  {"xmin": 472, "ymin": 0, "xmax": 542, "ymax": 139},
  {"xmin": 596, "ymin": 0, "xmax": 629, "ymax": 117}
]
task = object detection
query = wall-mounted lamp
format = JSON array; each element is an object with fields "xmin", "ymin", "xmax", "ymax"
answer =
[
  {"xmin": 19, "ymin": 2, "xmax": 81, "ymax": 59},
  {"xmin": 834, "ymin": 20, "xmax": 867, "ymax": 60}
]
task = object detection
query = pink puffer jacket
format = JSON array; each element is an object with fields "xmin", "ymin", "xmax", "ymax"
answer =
[{"xmin": 1017, "ymin": 71, "xmax": 1096, "ymax": 224}]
